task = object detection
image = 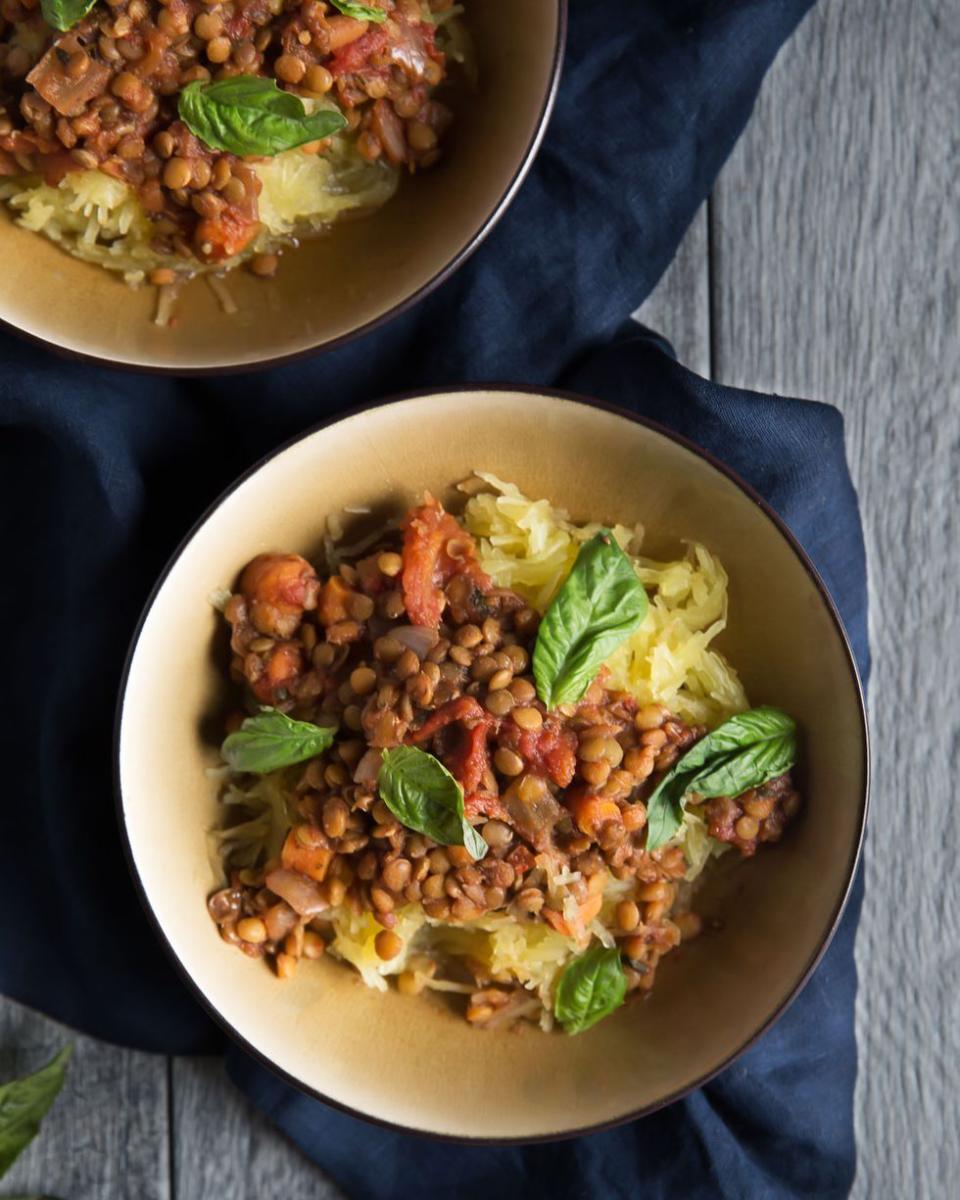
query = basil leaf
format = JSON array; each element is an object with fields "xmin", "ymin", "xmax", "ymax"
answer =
[
  {"xmin": 221, "ymin": 708, "xmax": 337, "ymax": 774},
  {"xmin": 378, "ymin": 746, "xmax": 488, "ymax": 860},
  {"xmin": 329, "ymin": 0, "xmax": 387, "ymax": 21},
  {"xmin": 554, "ymin": 944, "xmax": 627, "ymax": 1035},
  {"xmin": 533, "ymin": 531, "xmax": 648, "ymax": 710},
  {"xmin": 645, "ymin": 707, "xmax": 797, "ymax": 850},
  {"xmin": 0, "ymin": 1046, "xmax": 71, "ymax": 1178},
  {"xmin": 40, "ymin": 0, "xmax": 97, "ymax": 31},
  {"xmin": 178, "ymin": 78, "xmax": 347, "ymax": 157}
]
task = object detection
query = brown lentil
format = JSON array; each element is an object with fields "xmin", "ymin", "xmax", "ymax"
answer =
[
  {"xmin": 374, "ymin": 929, "xmax": 403, "ymax": 960},
  {"xmin": 511, "ymin": 706, "xmax": 543, "ymax": 731}
]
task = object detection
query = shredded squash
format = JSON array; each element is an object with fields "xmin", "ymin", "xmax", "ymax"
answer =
[
  {"xmin": 463, "ymin": 472, "xmax": 748, "ymax": 726},
  {"xmin": 0, "ymin": 135, "xmax": 398, "ymax": 285}
]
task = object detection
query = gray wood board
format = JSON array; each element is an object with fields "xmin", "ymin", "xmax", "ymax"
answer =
[
  {"xmin": 172, "ymin": 1057, "xmax": 343, "ymax": 1200},
  {"xmin": 710, "ymin": 0, "xmax": 960, "ymax": 1195},
  {"xmin": 0, "ymin": 999, "xmax": 169, "ymax": 1200}
]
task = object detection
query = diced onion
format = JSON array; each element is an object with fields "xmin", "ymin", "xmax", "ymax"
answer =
[
  {"xmin": 265, "ymin": 868, "xmax": 326, "ymax": 916},
  {"xmin": 391, "ymin": 625, "xmax": 440, "ymax": 658},
  {"xmin": 353, "ymin": 748, "xmax": 383, "ymax": 786}
]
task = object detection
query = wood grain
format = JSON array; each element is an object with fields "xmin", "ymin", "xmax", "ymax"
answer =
[
  {"xmin": 0, "ymin": 998, "xmax": 169, "ymax": 1200},
  {"xmin": 172, "ymin": 1058, "xmax": 344, "ymax": 1200},
  {"xmin": 710, "ymin": 0, "xmax": 960, "ymax": 1196},
  {"xmin": 635, "ymin": 205, "xmax": 711, "ymax": 379}
]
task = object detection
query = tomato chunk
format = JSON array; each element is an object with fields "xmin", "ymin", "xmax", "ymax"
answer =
[
  {"xmin": 407, "ymin": 696, "xmax": 487, "ymax": 744},
  {"xmin": 240, "ymin": 552, "xmax": 318, "ymax": 638},
  {"xmin": 195, "ymin": 209, "xmax": 258, "ymax": 261},
  {"xmin": 499, "ymin": 720, "xmax": 577, "ymax": 788},
  {"xmin": 401, "ymin": 494, "xmax": 491, "ymax": 628},
  {"xmin": 446, "ymin": 717, "xmax": 495, "ymax": 795}
]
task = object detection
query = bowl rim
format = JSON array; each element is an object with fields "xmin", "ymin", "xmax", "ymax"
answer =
[
  {"xmin": 113, "ymin": 383, "xmax": 871, "ymax": 1143},
  {"xmin": 0, "ymin": 3, "xmax": 567, "ymax": 377}
]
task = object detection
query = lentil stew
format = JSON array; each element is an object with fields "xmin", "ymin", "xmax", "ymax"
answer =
[
  {"xmin": 0, "ymin": 0, "xmax": 466, "ymax": 293},
  {"xmin": 207, "ymin": 483, "xmax": 802, "ymax": 1033}
]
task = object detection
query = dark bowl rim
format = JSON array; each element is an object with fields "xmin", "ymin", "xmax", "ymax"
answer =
[
  {"xmin": 113, "ymin": 383, "xmax": 871, "ymax": 1144},
  {"xmin": 0, "ymin": 1, "xmax": 568, "ymax": 377}
]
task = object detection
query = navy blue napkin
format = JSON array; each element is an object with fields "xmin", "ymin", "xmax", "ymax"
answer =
[
  {"xmin": 0, "ymin": 0, "xmax": 872, "ymax": 1197},
  {"xmin": 228, "ymin": 328, "xmax": 870, "ymax": 1200}
]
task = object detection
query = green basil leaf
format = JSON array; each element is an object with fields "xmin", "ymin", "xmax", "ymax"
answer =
[
  {"xmin": 645, "ymin": 707, "xmax": 797, "ymax": 850},
  {"xmin": 554, "ymin": 943, "xmax": 627, "ymax": 1035},
  {"xmin": 40, "ymin": 0, "xmax": 97, "ymax": 32},
  {"xmin": 533, "ymin": 531, "xmax": 648, "ymax": 710},
  {"xmin": 378, "ymin": 746, "xmax": 488, "ymax": 860},
  {"xmin": 178, "ymin": 78, "xmax": 348, "ymax": 157},
  {"xmin": 687, "ymin": 732, "xmax": 796, "ymax": 801},
  {"xmin": 0, "ymin": 1046, "xmax": 71, "ymax": 1178},
  {"xmin": 329, "ymin": 0, "xmax": 387, "ymax": 21},
  {"xmin": 221, "ymin": 708, "xmax": 337, "ymax": 774}
]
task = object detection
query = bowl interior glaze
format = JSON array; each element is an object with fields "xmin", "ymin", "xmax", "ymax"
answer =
[
  {"xmin": 0, "ymin": 3, "xmax": 563, "ymax": 371},
  {"xmin": 117, "ymin": 389, "xmax": 867, "ymax": 1139}
]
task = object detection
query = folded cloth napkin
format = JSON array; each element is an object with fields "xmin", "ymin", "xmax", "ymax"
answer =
[{"xmin": 0, "ymin": 0, "xmax": 872, "ymax": 1196}]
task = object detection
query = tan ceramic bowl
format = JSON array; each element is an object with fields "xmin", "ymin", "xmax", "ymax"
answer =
[
  {"xmin": 0, "ymin": 5, "xmax": 564, "ymax": 372},
  {"xmin": 116, "ymin": 388, "xmax": 868, "ymax": 1139}
]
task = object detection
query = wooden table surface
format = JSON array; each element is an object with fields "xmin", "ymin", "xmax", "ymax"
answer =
[{"xmin": 3, "ymin": 1, "xmax": 957, "ymax": 1195}]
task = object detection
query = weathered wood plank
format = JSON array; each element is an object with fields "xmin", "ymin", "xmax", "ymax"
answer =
[
  {"xmin": 0, "ymin": 997, "xmax": 170, "ymax": 1200},
  {"xmin": 635, "ymin": 204, "xmax": 711, "ymax": 378},
  {"xmin": 172, "ymin": 1057, "xmax": 344, "ymax": 1200},
  {"xmin": 710, "ymin": 0, "xmax": 960, "ymax": 1196}
]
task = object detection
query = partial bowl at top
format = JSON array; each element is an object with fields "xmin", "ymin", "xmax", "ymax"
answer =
[
  {"xmin": 0, "ymin": 2, "xmax": 564, "ymax": 373},
  {"xmin": 116, "ymin": 387, "xmax": 868, "ymax": 1141}
]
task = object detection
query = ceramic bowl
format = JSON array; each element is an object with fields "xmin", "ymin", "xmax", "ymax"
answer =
[
  {"xmin": 116, "ymin": 387, "xmax": 868, "ymax": 1139},
  {"xmin": 0, "ymin": 3, "xmax": 565, "ymax": 372}
]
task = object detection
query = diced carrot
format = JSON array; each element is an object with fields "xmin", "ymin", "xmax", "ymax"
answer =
[
  {"xmin": 577, "ymin": 892, "xmax": 604, "ymax": 927},
  {"xmin": 544, "ymin": 892, "xmax": 602, "ymax": 939},
  {"xmin": 318, "ymin": 575, "xmax": 354, "ymax": 626},
  {"xmin": 568, "ymin": 792, "xmax": 621, "ymax": 839},
  {"xmin": 281, "ymin": 828, "xmax": 333, "ymax": 883},
  {"xmin": 542, "ymin": 908, "xmax": 573, "ymax": 938},
  {"xmin": 251, "ymin": 641, "xmax": 303, "ymax": 703}
]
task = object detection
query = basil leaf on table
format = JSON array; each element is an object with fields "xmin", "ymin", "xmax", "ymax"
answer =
[
  {"xmin": 0, "ymin": 1046, "xmax": 71, "ymax": 1178},
  {"xmin": 554, "ymin": 943, "xmax": 627, "ymax": 1035},
  {"xmin": 178, "ymin": 78, "xmax": 347, "ymax": 156},
  {"xmin": 221, "ymin": 709, "xmax": 337, "ymax": 774},
  {"xmin": 533, "ymin": 531, "xmax": 648, "ymax": 710},
  {"xmin": 329, "ymin": 0, "xmax": 387, "ymax": 21},
  {"xmin": 378, "ymin": 746, "xmax": 488, "ymax": 860},
  {"xmin": 40, "ymin": 0, "xmax": 97, "ymax": 31},
  {"xmin": 645, "ymin": 706, "xmax": 797, "ymax": 850}
]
